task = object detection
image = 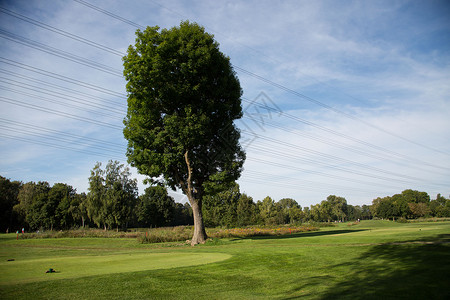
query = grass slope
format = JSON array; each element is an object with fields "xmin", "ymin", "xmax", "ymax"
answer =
[
  {"xmin": 0, "ymin": 220, "xmax": 449, "ymax": 299},
  {"xmin": 0, "ymin": 252, "xmax": 231, "ymax": 285}
]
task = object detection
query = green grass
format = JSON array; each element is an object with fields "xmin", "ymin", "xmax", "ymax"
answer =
[{"xmin": 0, "ymin": 220, "xmax": 449, "ymax": 299}]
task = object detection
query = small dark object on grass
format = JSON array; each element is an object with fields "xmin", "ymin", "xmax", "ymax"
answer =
[
  {"xmin": 46, "ymin": 268, "xmax": 56, "ymax": 273},
  {"xmin": 7, "ymin": 259, "xmax": 15, "ymax": 261}
]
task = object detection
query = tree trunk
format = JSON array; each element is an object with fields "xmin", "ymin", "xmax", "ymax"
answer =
[
  {"xmin": 190, "ymin": 198, "xmax": 207, "ymax": 246},
  {"xmin": 183, "ymin": 150, "xmax": 207, "ymax": 246}
]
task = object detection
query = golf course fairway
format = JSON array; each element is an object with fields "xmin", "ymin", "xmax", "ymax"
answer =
[
  {"xmin": 0, "ymin": 251, "xmax": 231, "ymax": 285},
  {"xmin": 0, "ymin": 220, "xmax": 449, "ymax": 299}
]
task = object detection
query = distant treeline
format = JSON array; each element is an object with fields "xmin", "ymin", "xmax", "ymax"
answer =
[
  {"xmin": 202, "ymin": 187, "xmax": 450, "ymax": 227},
  {"xmin": 0, "ymin": 161, "xmax": 193, "ymax": 233},
  {"xmin": 1, "ymin": 161, "xmax": 449, "ymax": 232}
]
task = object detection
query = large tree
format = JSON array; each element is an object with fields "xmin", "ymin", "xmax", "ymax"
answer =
[
  {"xmin": 137, "ymin": 186, "xmax": 176, "ymax": 228},
  {"xmin": 203, "ymin": 183, "xmax": 240, "ymax": 227},
  {"xmin": 0, "ymin": 176, "xmax": 21, "ymax": 232},
  {"xmin": 87, "ymin": 161, "xmax": 138, "ymax": 230},
  {"xmin": 123, "ymin": 21, "xmax": 245, "ymax": 245}
]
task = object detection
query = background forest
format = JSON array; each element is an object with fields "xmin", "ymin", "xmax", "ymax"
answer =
[{"xmin": 1, "ymin": 160, "xmax": 449, "ymax": 232}]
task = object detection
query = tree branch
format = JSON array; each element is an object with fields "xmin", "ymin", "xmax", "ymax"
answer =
[{"xmin": 184, "ymin": 150, "xmax": 193, "ymax": 202}]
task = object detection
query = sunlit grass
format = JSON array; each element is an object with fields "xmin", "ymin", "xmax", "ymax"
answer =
[{"xmin": 0, "ymin": 220, "xmax": 448, "ymax": 299}]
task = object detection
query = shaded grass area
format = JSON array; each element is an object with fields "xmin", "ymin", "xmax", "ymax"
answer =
[
  {"xmin": 321, "ymin": 234, "xmax": 450, "ymax": 300},
  {"xmin": 0, "ymin": 221, "xmax": 449, "ymax": 299}
]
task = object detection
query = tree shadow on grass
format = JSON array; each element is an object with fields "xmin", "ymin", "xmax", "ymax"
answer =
[
  {"xmin": 320, "ymin": 234, "xmax": 450, "ymax": 300},
  {"xmin": 247, "ymin": 229, "xmax": 367, "ymax": 241}
]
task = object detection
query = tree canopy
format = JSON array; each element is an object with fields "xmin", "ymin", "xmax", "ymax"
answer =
[
  {"xmin": 87, "ymin": 160, "xmax": 138, "ymax": 230},
  {"xmin": 123, "ymin": 21, "xmax": 245, "ymax": 244}
]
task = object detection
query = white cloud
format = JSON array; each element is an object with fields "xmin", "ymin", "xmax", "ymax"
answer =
[{"xmin": 1, "ymin": 0, "xmax": 449, "ymax": 206}]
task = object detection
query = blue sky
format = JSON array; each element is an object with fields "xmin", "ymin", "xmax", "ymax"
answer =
[{"xmin": 0, "ymin": 0, "xmax": 449, "ymax": 206}]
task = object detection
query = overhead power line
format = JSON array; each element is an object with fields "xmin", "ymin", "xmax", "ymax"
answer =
[
  {"xmin": 0, "ymin": 77, "xmax": 125, "ymax": 116},
  {"xmin": 0, "ymin": 84, "xmax": 123, "ymax": 120},
  {"xmin": 235, "ymin": 67, "xmax": 449, "ymax": 157},
  {"xmin": 244, "ymin": 139, "xmax": 426, "ymax": 184},
  {"xmin": 241, "ymin": 170, "xmax": 388, "ymax": 195},
  {"xmin": 1, "ymin": 1, "xmax": 446, "ymax": 198},
  {"xmin": 0, "ymin": 29, "xmax": 123, "ymax": 77},
  {"xmin": 241, "ymin": 98, "xmax": 450, "ymax": 172},
  {"xmin": 0, "ymin": 96, "xmax": 123, "ymax": 130},
  {"xmin": 0, "ymin": 7, "xmax": 124, "ymax": 57},
  {"xmin": 72, "ymin": 0, "xmax": 146, "ymax": 30},
  {"xmin": 240, "ymin": 115, "xmax": 450, "ymax": 177},
  {"xmin": 0, "ymin": 117, "xmax": 124, "ymax": 148},
  {"xmin": 0, "ymin": 125, "xmax": 124, "ymax": 156},
  {"xmin": 69, "ymin": 0, "xmax": 449, "ymax": 161},
  {"xmin": 0, "ymin": 57, "xmax": 126, "ymax": 98},
  {"xmin": 242, "ymin": 132, "xmax": 448, "ymax": 188},
  {"xmin": 0, "ymin": 132, "xmax": 123, "ymax": 161},
  {"xmin": 0, "ymin": 67, "xmax": 126, "ymax": 107}
]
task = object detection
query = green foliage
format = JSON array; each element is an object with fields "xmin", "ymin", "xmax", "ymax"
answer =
[
  {"xmin": 137, "ymin": 186, "xmax": 176, "ymax": 227},
  {"xmin": 257, "ymin": 196, "xmax": 278, "ymax": 225},
  {"xmin": 137, "ymin": 226, "xmax": 193, "ymax": 244},
  {"xmin": 173, "ymin": 202, "xmax": 194, "ymax": 226},
  {"xmin": 87, "ymin": 161, "xmax": 138, "ymax": 230},
  {"xmin": 402, "ymin": 189, "xmax": 430, "ymax": 204},
  {"xmin": 2, "ymin": 173, "xmax": 193, "ymax": 232},
  {"xmin": 15, "ymin": 181, "xmax": 52, "ymax": 230},
  {"xmin": 122, "ymin": 21, "xmax": 245, "ymax": 194},
  {"xmin": 0, "ymin": 176, "xmax": 21, "ymax": 231},
  {"xmin": 278, "ymin": 198, "xmax": 301, "ymax": 224},
  {"xmin": 307, "ymin": 195, "xmax": 349, "ymax": 222},
  {"xmin": 123, "ymin": 21, "xmax": 246, "ymax": 244},
  {"xmin": 372, "ymin": 190, "xmax": 446, "ymax": 220},
  {"xmin": 236, "ymin": 193, "xmax": 256, "ymax": 226},
  {"xmin": 429, "ymin": 194, "xmax": 450, "ymax": 217},
  {"xmin": 203, "ymin": 183, "xmax": 240, "ymax": 227},
  {"xmin": 4, "ymin": 168, "xmax": 450, "ymax": 233},
  {"xmin": 327, "ymin": 195, "xmax": 347, "ymax": 222}
]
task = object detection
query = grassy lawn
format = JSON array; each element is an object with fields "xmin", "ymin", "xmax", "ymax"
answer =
[{"xmin": 0, "ymin": 220, "xmax": 449, "ymax": 299}]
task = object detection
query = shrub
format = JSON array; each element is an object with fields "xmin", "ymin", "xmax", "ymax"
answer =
[
  {"xmin": 396, "ymin": 217, "xmax": 409, "ymax": 223},
  {"xmin": 19, "ymin": 225, "xmax": 320, "ymax": 244},
  {"xmin": 21, "ymin": 229, "xmax": 141, "ymax": 239},
  {"xmin": 137, "ymin": 226, "xmax": 192, "ymax": 244}
]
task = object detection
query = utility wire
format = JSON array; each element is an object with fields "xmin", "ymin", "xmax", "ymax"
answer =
[
  {"xmin": 0, "ymin": 117, "xmax": 124, "ymax": 148},
  {"xmin": 241, "ymin": 97, "xmax": 450, "ymax": 172},
  {"xmin": 240, "ymin": 170, "xmax": 387, "ymax": 195},
  {"xmin": 0, "ymin": 68, "xmax": 126, "ymax": 107},
  {"xmin": 0, "ymin": 29, "xmax": 123, "ymax": 77},
  {"xmin": 0, "ymin": 125, "xmax": 124, "ymax": 155},
  {"xmin": 0, "ymin": 132, "xmax": 123, "ymax": 160},
  {"xmin": 240, "ymin": 115, "xmax": 450, "ymax": 178},
  {"xmin": 245, "ymin": 140, "xmax": 427, "ymax": 184},
  {"xmin": 0, "ymin": 78, "xmax": 125, "ymax": 116},
  {"xmin": 70, "ymin": 0, "xmax": 449, "ymax": 161},
  {"xmin": 0, "ymin": 7, "xmax": 124, "ymax": 57},
  {"xmin": 244, "ymin": 138, "xmax": 423, "ymax": 188},
  {"xmin": 242, "ymin": 169, "xmax": 382, "ymax": 194},
  {"xmin": 0, "ymin": 57, "xmax": 126, "ymax": 98},
  {"xmin": 3, "ymin": 2, "xmax": 447, "ymax": 196},
  {"xmin": 0, "ymin": 96, "xmax": 123, "ymax": 130},
  {"xmin": 236, "ymin": 67, "xmax": 449, "ymax": 157},
  {"xmin": 0, "ymin": 84, "xmax": 123, "ymax": 120},
  {"xmin": 245, "ymin": 156, "xmax": 403, "ymax": 190},
  {"xmin": 72, "ymin": 0, "xmax": 146, "ymax": 30}
]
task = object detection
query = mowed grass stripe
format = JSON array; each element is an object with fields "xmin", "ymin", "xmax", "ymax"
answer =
[
  {"xmin": 1, "ymin": 221, "xmax": 449, "ymax": 299},
  {"xmin": 0, "ymin": 252, "xmax": 231, "ymax": 285}
]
